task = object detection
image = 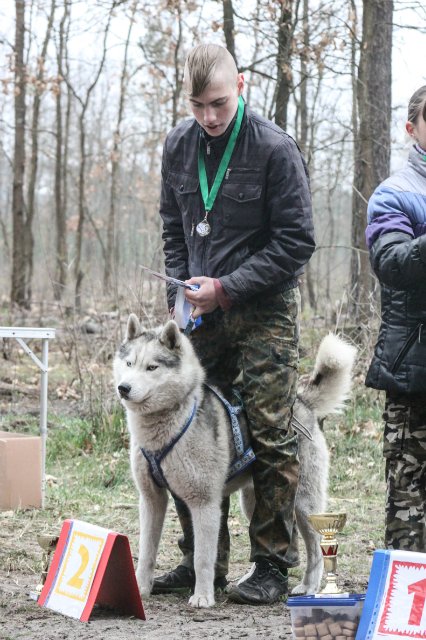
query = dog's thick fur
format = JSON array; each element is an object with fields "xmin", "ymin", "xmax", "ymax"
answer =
[{"xmin": 114, "ymin": 316, "xmax": 356, "ymax": 608}]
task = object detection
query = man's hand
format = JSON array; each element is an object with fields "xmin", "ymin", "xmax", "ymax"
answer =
[{"xmin": 185, "ymin": 276, "xmax": 219, "ymax": 318}]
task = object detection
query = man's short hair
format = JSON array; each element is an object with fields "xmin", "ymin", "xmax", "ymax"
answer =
[{"xmin": 184, "ymin": 44, "xmax": 236, "ymax": 97}]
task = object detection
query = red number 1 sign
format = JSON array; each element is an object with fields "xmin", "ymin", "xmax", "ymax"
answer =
[
  {"xmin": 356, "ymin": 550, "xmax": 426, "ymax": 639},
  {"xmin": 378, "ymin": 559, "xmax": 426, "ymax": 636}
]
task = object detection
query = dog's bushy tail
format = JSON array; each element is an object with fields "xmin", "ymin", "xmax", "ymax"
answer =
[{"xmin": 300, "ymin": 334, "xmax": 357, "ymax": 419}]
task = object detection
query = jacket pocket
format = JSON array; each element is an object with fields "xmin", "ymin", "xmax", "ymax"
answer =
[
  {"xmin": 390, "ymin": 323, "xmax": 424, "ymax": 374},
  {"xmin": 166, "ymin": 171, "xmax": 199, "ymax": 236},
  {"xmin": 221, "ymin": 183, "xmax": 263, "ymax": 228},
  {"xmin": 166, "ymin": 171, "xmax": 199, "ymax": 196}
]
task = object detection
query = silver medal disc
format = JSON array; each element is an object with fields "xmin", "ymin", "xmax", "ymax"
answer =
[{"xmin": 196, "ymin": 220, "xmax": 211, "ymax": 237}]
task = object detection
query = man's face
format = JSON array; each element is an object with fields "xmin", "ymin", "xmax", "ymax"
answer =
[{"xmin": 188, "ymin": 71, "xmax": 244, "ymax": 137}]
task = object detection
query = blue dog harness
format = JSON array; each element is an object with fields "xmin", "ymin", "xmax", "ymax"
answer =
[
  {"xmin": 140, "ymin": 400, "xmax": 198, "ymax": 490},
  {"xmin": 140, "ymin": 385, "xmax": 256, "ymax": 490},
  {"xmin": 206, "ymin": 385, "xmax": 256, "ymax": 482}
]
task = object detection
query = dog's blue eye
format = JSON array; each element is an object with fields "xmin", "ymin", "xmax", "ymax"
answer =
[
  {"xmin": 147, "ymin": 365, "xmax": 158, "ymax": 371},
  {"xmin": 126, "ymin": 361, "xmax": 132, "ymax": 367}
]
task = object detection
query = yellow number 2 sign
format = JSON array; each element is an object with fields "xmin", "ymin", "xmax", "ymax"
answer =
[
  {"xmin": 67, "ymin": 544, "xmax": 90, "ymax": 590},
  {"xmin": 38, "ymin": 519, "xmax": 145, "ymax": 622},
  {"xmin": 56, "ymin": 530, "xmax": 105, "ymax": 602}
]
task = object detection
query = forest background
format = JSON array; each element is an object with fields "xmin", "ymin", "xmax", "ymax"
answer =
[
  {"xmin": 1, "ymin": 0, "xmax": 425, "ymax": 327},
  {"xmin": 0, "ymin": 3, "xmax": 425, "ymax": 637}
]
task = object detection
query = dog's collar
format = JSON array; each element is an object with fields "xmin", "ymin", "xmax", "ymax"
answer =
[{"xmin": 140, "ymin": 400, "xmax": 198, "ymax": 489}]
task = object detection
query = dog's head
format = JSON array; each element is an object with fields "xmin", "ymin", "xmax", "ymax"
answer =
[{"xmin": 113, "ymin": 314, "xmax": 204, "ymax": 414}]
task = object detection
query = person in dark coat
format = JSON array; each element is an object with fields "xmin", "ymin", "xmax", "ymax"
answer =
[{"xmin": 366, "ymin": 85, "xmax": 426, "ymax": 552}]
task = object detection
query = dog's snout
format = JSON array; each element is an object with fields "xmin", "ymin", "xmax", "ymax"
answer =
[{"xmin": 118, "ymin": 383, "xmax": 131, "ymax": 399}]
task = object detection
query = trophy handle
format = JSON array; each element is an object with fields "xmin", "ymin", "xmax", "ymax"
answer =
[{"xmin": 35, "ymin": 535, "xmax": 59, "ymax": 594}]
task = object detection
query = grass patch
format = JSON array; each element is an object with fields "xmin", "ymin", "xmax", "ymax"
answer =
[
  {"xmin": 46, "ymin": 406, "xmax": 128, "ymax": 462},
  {"xmin": 0, "ymin": 346, "xmax": 387, "ymax": 593}
]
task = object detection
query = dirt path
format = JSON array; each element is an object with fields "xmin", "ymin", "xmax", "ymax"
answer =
[{"xmin": 0, "ymin": 571, "xmax": 293, "ymax": 640}]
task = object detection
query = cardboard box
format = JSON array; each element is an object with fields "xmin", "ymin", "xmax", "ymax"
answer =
[
  {"xmin": 287, "ymin": 594, "xmax": 365, "ymax": 639},
  {"xmin": 0, "ymin": 431, "xmax": 42, "ymax": 509}
]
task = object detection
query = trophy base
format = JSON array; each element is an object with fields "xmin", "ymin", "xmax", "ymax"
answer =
[{"xmin": 319, "ymin": 575, "xmax": 345, "ymax": 595}]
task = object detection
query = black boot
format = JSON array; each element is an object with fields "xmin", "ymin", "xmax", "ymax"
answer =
[
  {"xmin": 152, "ymin": 565, "xmax": 195, "ymax": 594},
  {"xmin": 227, "ymin": 560, "xmax": 288, "ymax": 605},
  {"xmin": 152, "ymin": 565, "xmax": 228, "ymax": 594}
]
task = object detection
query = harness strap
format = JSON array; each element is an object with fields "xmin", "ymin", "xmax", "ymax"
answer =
[
  {"xmin": 204, "ymin": 384, "xmax": 244, "ymax": 456},
  {"xmin": 291, "ymin": 414, "xmax": 313, "ymax": 441},
  {"xmin": 140, "ymin": 400, "xmax": 198, "ymax": 489},
  {"xmin": 204, "ymin": 384, "xmax": 256, "ymax": 482}
]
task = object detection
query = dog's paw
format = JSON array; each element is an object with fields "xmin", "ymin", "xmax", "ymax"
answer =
[
  {"xmin": 291, "ymin": 582, "xmax": 316, "ymax": 596},
  {"xmin": 188, "ymin": 593, "xmax": 215, "ymax": 608},
  {"xmin": 138, "ymin": 583, "xmax": 152, "ymax": 598},
  {"xmin": 136, "ymin": 574, "xmax": 152, "ymax": 599}
]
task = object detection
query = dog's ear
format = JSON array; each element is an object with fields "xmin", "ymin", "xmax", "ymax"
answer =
[
  {"xmin": 126, "ymin": 313, "xmax": 142, "ymax": 341},
  {"xmin": 160, "ymin": 320, "xmax": 181, "ymax": 351}
]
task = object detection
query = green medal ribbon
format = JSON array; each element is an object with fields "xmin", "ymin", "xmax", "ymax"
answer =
[{"xmin": 196, "ymin": 95, "xmax": 245, "ymax": 236}]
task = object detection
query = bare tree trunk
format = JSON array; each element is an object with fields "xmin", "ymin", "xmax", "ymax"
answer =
[
  {"xmin": 245, "ymin": 0, "xmax": 261, "ymax": 106},
  {"xmin": 350, "ymin": 0, "xmax": 393, "ymax": 320},
  {"xmin": 274, "ymin": 0, "xmax": 294, "ymax": 130},
  {"xmin": 26, "ymin": 0, "xmax": 56, "ymax": 303},
  {"xmin": 67, "ymin": 5, "xmax": 114, "ymax": 310},
  {"xmin": 350, "ymin": 0, "xmax": 358, "ymax": 144},
  {"xmin": 53, "ymin": 0, "xmax": 69, "ymax": 301},
  {"xmin": 222, "ymin": 0, "xmax": 237, "ymax": 65},
  {"xmin": 297, "ymin": 0, "xmax": 315, "ymax": 311},
  {"xmin": 11, "ymin": 0, "xmax": 27, "ymax": 308},
  {"xmin": 74, "ymin": 109, "xmax": 87, "ymax": 310},
  {"xmin": 171, "ymin": 2, "xmax": 183, "ymax": 128},
  {"xmin": 103, "ymin": 5, "xmax": 136, "ymax": 293}
]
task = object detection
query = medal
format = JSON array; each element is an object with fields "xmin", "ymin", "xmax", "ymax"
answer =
[
  {"xmin": 196, "ymin": 214, "xmax": 211, "ymax": 237},
  {"xmin": 197, "ymin": 96, "xmax": 245, "ymax": 239}
]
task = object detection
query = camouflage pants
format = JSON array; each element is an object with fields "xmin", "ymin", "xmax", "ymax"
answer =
[
  {"xmin": 174, "ymin": 288, "xmax": 301, "ymax": 576},
  {"xmin": 383, "ymin": 393, "xmax": 426, "ymax": 552}
]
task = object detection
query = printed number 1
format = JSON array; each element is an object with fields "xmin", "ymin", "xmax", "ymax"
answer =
[
  {"xmin": 408, "ymin": 577, "xmax": 426, "ymax": 626},
  {"xmin": 67, "ymin": 544, "xmax": 89, "ymax": 590}
]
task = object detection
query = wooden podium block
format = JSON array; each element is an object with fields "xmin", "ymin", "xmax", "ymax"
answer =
[
  {"xmin": 0, "ymin": 431, "xmax": 42, "ymax": 510},
  {"xmin": 38, "ymin": 519, "xmax": 145, "ymax": 622}
]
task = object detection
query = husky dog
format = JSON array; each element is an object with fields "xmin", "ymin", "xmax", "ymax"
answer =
[{"xmin": 114, "ymin": 315, "xmax": 356, "ymax": 608}]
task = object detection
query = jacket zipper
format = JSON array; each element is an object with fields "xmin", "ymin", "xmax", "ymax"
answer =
[
  {"xmin": 390, "ymin": 323, "xmax": 423, "ymax": 374},
  {"xmin": 200, "ymin": 234, "xmax": 208, "ymax": 274}
]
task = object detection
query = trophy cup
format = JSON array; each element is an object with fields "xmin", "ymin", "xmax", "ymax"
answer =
[
  {"xmin": 308, "ymin": 512, "xmax": 347, "ymax": 594},
  {"xmin": 30, "ymin": 533, "xmax": 59, "ymax": 600}
]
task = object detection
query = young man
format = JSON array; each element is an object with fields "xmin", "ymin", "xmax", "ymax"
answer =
[{"xmin": 154, "ymin": 43, "xmax": 315, "ymax": 605}]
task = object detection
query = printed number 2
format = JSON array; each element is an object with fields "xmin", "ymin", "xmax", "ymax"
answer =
[{"xmin": 67, "ymin": 544, "xmax": 89, "ymax": 590}]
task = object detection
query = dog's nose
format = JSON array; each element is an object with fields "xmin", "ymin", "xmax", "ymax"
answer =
[{"xmin": 118, "ymin": 383, "xmax": 131, "ymax": 399}]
